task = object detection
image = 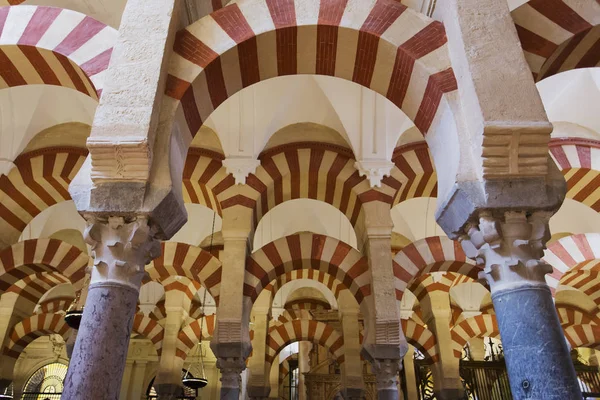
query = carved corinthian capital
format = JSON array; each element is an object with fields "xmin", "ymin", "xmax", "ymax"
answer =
[
  {"xmin": 371, "ymin": 358, "xmax": 401, "ymax": 392},
  {"xmin": 84, "ymin": 215, "xmax": 161, "ymax": 290},
  {"xmin": 460, "ymin": 211, "xmax": 554, "ymax": 293}
]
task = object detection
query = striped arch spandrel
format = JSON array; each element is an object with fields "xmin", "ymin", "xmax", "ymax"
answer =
[
  {"xmin": 0, "ymin": 147, "xmax": 88, "ymax": 249},
  {"xmin": 555, "ymin": 303, "xmax": 600, "ymax": 329},
  {"xmin": 511, "ymin": 0, "xmax": 600, "ymax": 81},
  {"xmin": 144, "ymin": 241, "xmax": 222, "ymax": 305},
  {"xmin": 6, "ymin": 272, "xmax": 72, "ymax": 313},
  {"xmin": 564, "ymin": 324, "xmax": 600, "ymax": 351},
  {"xmin": 245, "ymin": 233, "xmax": 370, "ymax": 308},
  {"xmin": 393, "ymin": 235, "xmax": 481, "ymax": 301},
  {"xmin": 2, "ymin": 312, "xmax": 70, "ymax": 360},
  {"xmin": 0, "ymin": 5, "xmax": 118, "ymax": 97},
  {"xmin": 401, "ymin": 318, "xmax": 439, "ymax": 364},
  {"xmin": 0, "ymin": 238, "xmax": 89, "ymax": 295},
  {"xmin": 175, "ymin": 314, "xmax": 216, "ymax": 360},
  {"xmin": 543, "ymin": 233, "xmax": 600, "ymax": 293},
  {"xmin": 549, "ymin": 138, "xmax": 600, "ymax": 213}
]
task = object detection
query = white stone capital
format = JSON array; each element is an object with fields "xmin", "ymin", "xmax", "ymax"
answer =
[
  {"xmin": 460, "ymin": 210, "xmax": 554, "ymax": 293},
  {"xmin": 223, "ymin": 157, "xmax": 261, "ymax": 185},
  {"xmin": 84, "ymin": 215, "xmax": 161, "ymax": 291},
  {"xmin": 354, "ymin": 160, "xmax": 395, "ymax": 188}
]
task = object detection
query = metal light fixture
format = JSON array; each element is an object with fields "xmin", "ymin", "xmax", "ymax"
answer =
[
  {"xmin": 64, "ymin": 278, "xmax": 87, "ymax": 329},
  {"xmin": 183, "ymin": 211, "xmax": 216, "ymax": 390}
]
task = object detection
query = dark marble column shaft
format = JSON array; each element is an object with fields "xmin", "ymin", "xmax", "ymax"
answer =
[
  {"xmin": 62, "ymin": 282, "xmax": 138, "ymax": 400},
  {"xmin": 493, "ymin": 284, "xmax": 581, "ymax": 400}
]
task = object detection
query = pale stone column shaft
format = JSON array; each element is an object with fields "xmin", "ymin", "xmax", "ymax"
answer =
[
  {"xmin": 340, "ymin": 308, "xmax": 365, "ymax": 399},
  {"xmin": 469, "ymin": 338, "xmax": 486, "ymax": 361},
  {"xmin": 128, "ymin": 361, "xmax": 149, "ymax": 400},
  {"xmin": 247, "ymin": 309, "xmax": 271, "ymax": 399},
  {"xmin": 298, "ymin": 341, "xmax": 312, "ymax": 400},
  {"xmin": 62, "ymin": 216, "xmax": 161, "ymax": 400},
  {"xmin": 119, "ymin": 361, "xmax": 134, "ymax": 400},
  {"xmin": 462, "ymin": 211, "xmax": 581, "ymax": 399},
  {"xmin": 0, "ymin": 293, "xmax": 20, "ymax": 391},
  {"xmin": 420, "ymin": 291, "xmax": 464, "ymax": 399},
  {"xmin": 403, "ymin": 347, "xmax": 418, "ymax": 400},
  {"xmin": 360, "ymin": 202, "xmax": 406, "ymax": 400}
]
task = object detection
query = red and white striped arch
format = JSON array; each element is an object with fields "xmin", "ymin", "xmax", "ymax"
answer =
[
  {"xmin": 284, "ymin": 298, "xmax": 332, "ymax": 311},
  {"xmin": 37, "ymin": 296, "xmax": 73, "ymax": 314},
  {"xmin": 450, "ymin": 314, "xmax": 499, "ymax": 358},
  {"xmin": 3, "ymin": 312, "xmax": 69, "ymax": 358},
  {"xmin": 183, "ymin": 148, "xmax": 230, "ymax": 215},
  {"xmin": 511, "ymin": 0, "xmax": 600, "ymax": 81},
  {"xmin": 175, "ymin": 315, "xmax": 217, "ymax": 360},
  {"xmin": 246, "ymin": 233, "xmax": 370, "ymax": 305},
  {"xmin": 386, "ymin": 142, "xmax": 437, "ymax": 206},
  {"xmin": 0, "ymin": 238, "xmax": 89, "ymax": 293},
  {"xmin": 0, "ymin": 147, "xmax": 87, "ymax": 247},
  {"xmin": 167, "ymin": 0, "xmax": 456, "ymax": 140},
  {"xmin": 132, "ymin": 314, "xmax": 165, "ymax": 356},
  {"xmin": 550, "ymin": 139, "xmax": 600, "ymax": 213},
  {"xmin": 149, "ymin": 299, "xmax": 167, "ymax": 321},
  {"xmin": 544, "ymin": 233, "xmax": 600, "ymax": 290},
  {"xmin": 556, "ymin": 303, "xmax": 600, "ymax": 328},
  {"xmin": 145, "ymin": 242, "xmax": 222, "ymax": 304},
  {"xmin": 266, "ymin": 320, "xmax": 344, "ymax": 366},
  {"xmin": 277, "ymin": 309, "xmax": 314, "ymax": 325},
  {"xmin": 0, "ymin": 6, "xmax": 117, "ymax": 96},
  {"xmin": 402, "ymin": 318, "xmax": 438, "ymax": 364},
  {"xmin": 6, "ymin": 272, "xmax": 71, "ymax": 309},
  {"xmin": 263, "ymin": 264, "xmax": 346, "ymax": 300},
  {"xmin": 393, "ymin": 236, "xmax": 479, "ymax": 301},
  {"xmin": 564, "ymin": 324, "xmax": 600, "ymax": 351},
  {"xmin": 162, "ymin": 276, "xmax": 202, "ymax": 303},
  {"xmin": 408, "ymin": 272, "xmax": 474, "ymax": 302}
]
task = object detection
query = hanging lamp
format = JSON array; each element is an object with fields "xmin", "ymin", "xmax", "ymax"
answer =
[
  {"xmin": 64, "ymin": 285, "xmax": 85, "ymax": 329},
  {"xmin": 0, "ymin": 384, "xmax": 12, "ymax": 399},
  {"xmin": 183, "ymin": 211, "xmax": 216, "ymax": 390}
]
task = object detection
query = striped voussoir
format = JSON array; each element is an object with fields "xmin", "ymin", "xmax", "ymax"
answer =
[
  {"xmin": 0, "ymin": 147, "xmax": 87, "ymax": 247},
  {"xmin": 277, "ymin": 309, "xmax": 314, "ymax": 325},
  {"xmin": 6, "ymin": 272, "xmax": 71, "ymax": 308},
  {"xmin": 385, "ymin": 142, "xmax": 437, "ymax": 206},
  {"xmin": 167, "ymin": 0, "xmax": 456, "ymax": 140},
  {"xmin": 149, "ymin": 299, "xmax": 167, "ymax": 321},
  {"xmin": 279, "ymin": 355, "xmax": 296, "ymax": 380},
  {"xmin": 3, "ymin": 312, "xmax": 69, "ymax": 358},
  {"xmin": 37, "ymin": 296, "xmax": 74, "ymax": 314},
  {"xmin": 564, "ymin": 324, "xmax": 600, "ymax": 350},
  {"xmin": 401, "ymin": 318, "xmax": 438, "ymax": 364},
  {"xmin": 162, "ymin": 276, "xmax": 203, "ymax": 303},
  {"xmin": 183, "ymin": 148, "xmax": 229, "ymax": 215},
  {"xmin": 450, "ymin": 314, "xmax": 499, "ymax": 358},
  {"xmin": 393, "ymin": 236, "xmax": 479, "ymax": 301},
  {"xmin": 408, "ymin": 272, "xmax": 473, "ymax": 302},
  {"xmin": 284, "ymin": 298, "xmax": 331, "ymax": 311},
  {"xmin": 132, "ymin": 313, "xmax": 165, "ymax": 356},
  {"xmin": 145, "ymin": 241, "xmax": 222, "ymax": 304},
  {"xmin": 0, "ymin": 6, "xmax": 117, "ymax": 97},
  {"xmin": 246, "ymin": 233, "xmax": 370, "ymax": 305},
  {"xmin": 511, "ymin": 0, "xmax": 600, "ymax": 81},
  {"xmin": 556, "ymin": 303, "xmax": 600, "ymax": 328},
  {"xmin": 263, "ymin": 265, "xmax": 346, "ymax": 300},
  {"xmin": 175, "ymin": 315, "xmax": 216, "ymax": 360},
  {"xmin": 0, "ymin": 238, "xmax": 89, "ymax": 293},
  {"xmin": 265, "ymin": 320, "xmax": 344, "ymax": 366},
  {"xmin": 189, "ymin": 299, "xmax": 203, "ymax": 319},
  {"xmin": 550, "ymin": 139, "xmax": 600, "ymax": 212},
  {"xmin": 544, "ymin": 233, "xmax": 600, "ymax": 292}
]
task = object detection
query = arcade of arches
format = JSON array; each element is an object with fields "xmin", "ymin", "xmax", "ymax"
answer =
[{"xmin": 0, "ymin": 0, "xmax": 599, "ymax": 399}]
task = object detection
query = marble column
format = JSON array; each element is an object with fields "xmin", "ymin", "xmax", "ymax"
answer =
[
  {"xmin": 218, "ymin": 357, "xmax": 246, "ymax": 400},
  {"xmin": 247, "ymin": 308, "xmax": 271, "ymax": 400},
  {"xmin": 62, "ymin": 216, "xmax": 161, "ymax": 400},
  {"xmin": 403, "ymin": 347, "xmax": 418, "ymax": 400},
  {"xmin": 339, "ymin": 293, "xmax": 365, "ymax": 400},
  {"xmin": 420, "ymin": 291, "xmax": 464, "ymax": 399},
  {"xmin": 0, "ymin": 292, "xmax": 20, "ymax": 392},
  {"xmin": 371, "ymin": 358, "xmax": 402, "ymax": 400},
  {"xmin": 462, "ymin": 211, "xmax": 581, "ymax": 400}
]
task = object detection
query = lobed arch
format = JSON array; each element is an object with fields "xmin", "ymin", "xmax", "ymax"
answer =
[
  {"xmin": 450, "ymin": 314, "xmax": 500, "ymax": 358},
  {"xmin": 564, "ymin": 324, "xmax": 600, "ymax": 351},
  {"xmin": 549, "ymin": 138, "xmax": 600, "ymax": 213},
  {"xmin": 393, "ymin": 236, "xmax": 480, "ymax": 301},
  {"xmin": 511, "ymin": 0, "xmax": 600, "ymax": 81},
  {"xmin": 2, "ymin": 312, "xmax": 69, "ymax": 359},
  {"xmin": 386, "ymin": 142, "xmax": 438, "ymax": 206},
  {"xmin": 543, "ymin": 233, "xmax": 600, "ymax": 291},
  {"xmin": 0, "ymin": 238, "xmax": 89, "ymax": 293},
  {"xmin": 245, "ymin": 233, "xmax": 370, "ymax": 307},
  {"xmin": 401, "ymin": 318, "xmax": 438, "ymax": 364},
  {"xmin": 175, "ymin": 315, "xmax": 217, "ymax": 360},
  {"xmin": 145, "ymin": 241, "xmax": 222, "ymax": 305},
  {"xmin": 5, "ymin": 271, "xmax": 71, "ymax": 310},
  {"xmin": 556, "ymin": 303, "xmax": 600, "ymax": 328},
  {"xmin": 265, "ymin": 320, "xmax": 344, "ymax": 367},
  {"xmin": 132, "ymin": 313, "xmax": 165, "ymax": 356},
  {"xmin": 0, "ymin": 6, "xmax": 117, "ymax": 96},
  {"xmin": 0, "ymin": 147, "xmax": 87, "ymax": 248}
]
